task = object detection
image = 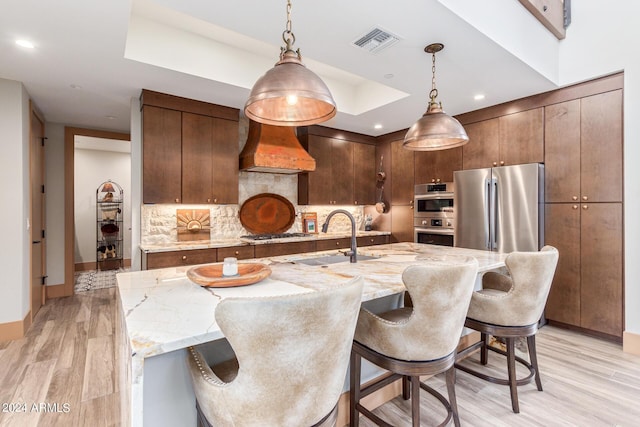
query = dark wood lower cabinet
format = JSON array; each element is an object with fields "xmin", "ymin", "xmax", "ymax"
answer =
[
  {"xmin": 146, "ymin": 248, "xmax": 217, "ymax": 270},
  {"xmin": 544, "ymin": 202, "xmax": 623, "ymax": 339},
  {"xmin": 143, "ymin": 236, "xmax": 391, "ymax": 270}
]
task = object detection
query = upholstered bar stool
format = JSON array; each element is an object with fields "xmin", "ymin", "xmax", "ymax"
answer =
[
  {"xmin": 455, "ymin": 246, "xmax": 559, "ymax": 414},
  {"xmin": 350, "ymin": 257, "xmax": 479, "ymax": 427},
  {"xmin": 187, "ymin": 276, "xmax": 363, "ymax": 427}
]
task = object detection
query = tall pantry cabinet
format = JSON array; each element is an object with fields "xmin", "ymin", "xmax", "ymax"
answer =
[{"xmin": 544, "ymin": 88, "xmax": 623, "ymax": 339}]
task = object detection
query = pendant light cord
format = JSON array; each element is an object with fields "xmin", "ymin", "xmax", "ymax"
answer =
[
  {"xmin": 281, "ymin": 0, "xmax": 298, "ymax": 55},
  {"xmin": 430, "ymin": 51, "xmax": 439, "ymax": 102}
]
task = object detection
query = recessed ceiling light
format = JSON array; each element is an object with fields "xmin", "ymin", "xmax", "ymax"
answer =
[
  {"xmin": 70, "ymin": 84, "xmax": 83, "ymax": 90},
  {"xmin": 474, "ymin": 94, "xmax": 485, "ymax": 101},
  {"xmin": 15, "ymin": 39, "xmax": 34, "ymax": 49},
  {"xmin": 374, "ymin": 124, "xmax": 383, "ymax": 130},
  {"xmin": 105, "ymin": 115, "xmax": 117, "ymax": 120},
  {"xmin": 383, "ymin": 74, "xmax": 394, "ymax": 79}
]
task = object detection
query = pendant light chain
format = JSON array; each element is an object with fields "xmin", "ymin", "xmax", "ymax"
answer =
[
  {"xmin": 282, "ymin": 0, "xmax": 297, "ymax": 54},
  {"xmin": 429, "ymin": 51, "xmax": 438, "ymax": 102}
]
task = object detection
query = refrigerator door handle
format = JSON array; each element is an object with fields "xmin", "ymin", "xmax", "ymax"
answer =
[
  {"xmin": 492, "ymin": 179, "xmax": 498, "ymax": 251},
  {"xmin": 485, "ymin": 178, "xmax": 492, "ymax": 250}
]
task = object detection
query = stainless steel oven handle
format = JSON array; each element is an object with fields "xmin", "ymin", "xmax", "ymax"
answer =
[
  {"xmin": 414, "ymin": 227, "xmax": 454, "ymax": 236},
  {"xmin": 414, "ymin": 192, "xmax": 455, "ymax": 201}
]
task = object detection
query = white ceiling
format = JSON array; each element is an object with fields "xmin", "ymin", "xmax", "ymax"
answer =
[{"xmin": 1, "ymin": 0, "xmax": 561, "ymax": 137}]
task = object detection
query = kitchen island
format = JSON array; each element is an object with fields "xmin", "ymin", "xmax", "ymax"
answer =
[{"xmin": 116, "ymin": 242, "xmax": 508, "ymax": 426}]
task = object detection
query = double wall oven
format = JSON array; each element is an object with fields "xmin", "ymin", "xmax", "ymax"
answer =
[{"xmin": 413, "ymin": 182, "xmax": 454, "ymax": 246}]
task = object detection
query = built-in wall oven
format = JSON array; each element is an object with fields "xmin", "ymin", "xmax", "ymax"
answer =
[{"xmin": 414, "ymin": 182, "xmax": 455, "ymax": 246}]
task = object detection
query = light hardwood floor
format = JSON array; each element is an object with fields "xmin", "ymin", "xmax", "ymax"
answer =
[{"xmin": 1, "ymin": 288, "xmax": 639, "ymax": 426}]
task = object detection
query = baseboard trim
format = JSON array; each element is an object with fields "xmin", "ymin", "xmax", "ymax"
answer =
[
  {"xmin": 0, "ymin": 311, "xmax": 32, "ymax": 343},
  {"xmin": 623, "ymin": 331, "xmax": 640, "ymax": 356}
]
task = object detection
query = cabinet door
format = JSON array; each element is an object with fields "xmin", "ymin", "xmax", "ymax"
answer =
[
  {"xmin": 462, "ymin": 118, "xmax": 499, "ymax": 170},
  {"xmin": 544, "ymin": 203, "xmax": 581, "ymax": 326},
  {"xmin": 353, "ymin": 143, "xmax": 376, "ymax": 205},
  {"xmin": 390, "ymin": 205, "xmax": 414, "ymax": 243},
  {"xmin": 544, "ymin": 100, "xmax": 581, "ymax": 203},
  {"xmin": 415, "ymin": 147, "xmax": 462, "ymax": 184},
  {"xmin": 217, "ymin": 245, "xmax": 254, "ymax": 261},
  {"xmin": 580, "ymin": 203, "xmax": 623, "ymax": 337},
  {"xmin": 211, "ymin": 118, "xmax": 239, "ymax": 204},
  {"xmin": 182, "ymin": 113, "xmax": 213, "ymax": 204},
  {"xmin": 146, "ymin": 248, "xmax": 216, "ymax": 269},
  {"xmin": 254, "ymin": 241, "xmax": 316, "ymax": 258},
  {"xmin": 390, "ymin": 139, "xmax": 414, "ymax": 205},
  {"xmin": 499, "ymin": 108, "xmax": 544, "ymax": 166},
  {"xmin": 143, "ymin": 106, "xmax": 182, "ymax": 203},
  {"xmin": 316, "ymin": 238, "xmax": 351, "ymax": 251},
  {"xmin": 332, "ymin": 139, "xmax": 354, "ymax": 204},
  {"xmin": 306, "ymin": 136, "xmax": 333, "ymax": 204},
  {"xmin": 581, "ymin": 90, "xmax": 623, "ymax": 203}
]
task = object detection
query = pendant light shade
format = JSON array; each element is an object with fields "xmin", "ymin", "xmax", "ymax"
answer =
[
  {"xmin": 244, "ymin": 1, "xmax": 336, "ymax": 127},
  {"xmin": 403, "ymin": 43, "xmax": 469, "ymax": 151}
]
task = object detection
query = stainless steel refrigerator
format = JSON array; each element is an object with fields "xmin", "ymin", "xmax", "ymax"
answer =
[{"xmin": 454, "ymin": 163, "xmax": 544, "ymax": 252}]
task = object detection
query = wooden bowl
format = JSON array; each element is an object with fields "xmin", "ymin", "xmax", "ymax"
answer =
[{"xmin": 186, "ymin": 262, "xmax": 272, "ymax": 288}]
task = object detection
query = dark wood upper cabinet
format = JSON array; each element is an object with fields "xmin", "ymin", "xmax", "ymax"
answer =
[
  {"xmin": 298, "ymin": 127, "xmax": 375, "ymax": 205},
  {"xmin": 142, "ymin": 106, "xmax": 182, "ymax": 204},
  {"xmin": 499, "ymin": 107, "xmax": 544, "ymax": 166},
  {"xmin": 461, "ymin": 118, "xmax": 500, "ymax": 170},
  {"xmin": 182, "ymin": 112, "xmax": 213, "ymax": 204},
  {"xmin": 141, "ymin": 90, "xmax": 239, "ymax": 205},
  {"xmin": 353, "ymin": 143, "xmax": 376, "ymax": 205},
  {"xmin": 580, "ymin": 90, "xmax": 623, "ymax": 203},
  {"xmin": 414, "ymin": 146, "xmax": 462, "ymax": 184},
  {"xmin": 462, "ymin": 108, "xmax": 543, "ymax": 169},
  {"xmin": 390, "ymin": 138, "xmax": 414, "ymax": 205},
  {"xmin": 544, "ymin": 99, "xmax": 581, "ymax": 203},
  {"xmin": 545, "ymin": 90, "xmax": 622, "ymax": 203}
]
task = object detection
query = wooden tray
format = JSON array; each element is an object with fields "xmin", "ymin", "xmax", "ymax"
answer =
[
  {"xmin": 186, "ymin": 263, "xmax": 272, "ymax": 287},
  {"xmin": 239, "ymin": 193, "xmax": 295, "ymax": 234}
]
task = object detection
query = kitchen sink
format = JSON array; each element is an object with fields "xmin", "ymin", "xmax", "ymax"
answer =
[{"xmin": 294, "ymin": 254, "xmax": 380, "ymax": 266}]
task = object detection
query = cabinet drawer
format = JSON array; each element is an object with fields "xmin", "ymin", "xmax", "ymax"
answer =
[
  {"xmin": 217, "ymin": 245, "xmax": 255, "ymax": 261},
  {"xmin": 254, "ymin": 241, "xmax": 316, "ymax": 258},
  {"xmin": 316, "ymin": 238, "xmax": 351, "ymax": 251},
  {"xmin": 146, "ymin": 248, "xmax": 216, "ymax": 269},
  {"xmin": 357, "ymin": 235, "xmax": 389, "ymax": 247}
]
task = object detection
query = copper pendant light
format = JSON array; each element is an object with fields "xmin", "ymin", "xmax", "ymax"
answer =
[
  {"xmin": 403, "ymin": 43, "xmax": 469, "ymax": 151},
  {"xmin": 244, "ymin": 0, "xmax": 337, "ymax": 127}
]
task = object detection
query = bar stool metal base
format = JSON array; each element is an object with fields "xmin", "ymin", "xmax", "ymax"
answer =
[
  {"xmin": 350, "ymin": 340, "xmax": 460, "ymax": 427},
  {"xmin": 455, "ymin": 318, "xmax": 542, "ymax": 413}
]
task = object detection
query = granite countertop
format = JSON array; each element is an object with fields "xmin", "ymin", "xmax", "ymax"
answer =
[
  {"xmin": 139, "ymin": 230, "xmax": 391, "ymax": 253},
  {"xmin": 117, "ymin": 242, "xmax": 507, "ymax": 359}
]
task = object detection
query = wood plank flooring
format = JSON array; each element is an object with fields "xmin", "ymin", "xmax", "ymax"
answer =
[
  {"xmin": 1, "ymin": 287, "xmax": 639, "ymax": 426},
  {"xmin": 0, "ymin": 288, "xmax": 120, "ymax": 427}
]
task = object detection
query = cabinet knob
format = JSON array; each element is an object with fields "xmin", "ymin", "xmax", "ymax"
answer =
[
  {"xmin": 182, "ymin": 255, "xmax": 187, "ymax": 260},
  {"xmin": 207, "ymin": 198, "xmax": 211, "ymax": 203},
  {"xmin": 582, "ymin": 196, "xmax": 588, "ymax": 201},
  {"xmin": 354, "ymin": 200, "xmax": 358, "ymax": 205},
  {"xmin": 572, "ymin": 205, "xmax": 579, "ymax": 210},
  {"xmin": 410, "ymin": 200, "xmax": 414, "ymax": 205},
  {"xmin": 493, "ymin": 162, "xmax": 498, "ymax": 167},
  {"xmin": 572, "ymin": 196, "xmax": 578, "ymax": 201},
  {"xmin": 336, "ymin": 242, "xmax": 340, "ymax": 246},
  {"xmin": 582, "ymin": 205, "xmax": 588, "ymax": 210},
  {"xmin": 175, "ymin": 198, "xmax": 180, "ymax": 203},
  {"xmin": 214, "ymin": 198, "xmax": 218, "ymax": 203},
  {"xmin": 235, "ymin": 251, "xmax": 239, "ymax": 255},
  {"xmin": 370, "ymin": 238, "xmax": 374, "ymax": 243},
  {"xmin": 500, "ymin": 161, "xmax": 505, "ymax": 166},
  {"xmin": 431, "ymin": 178, "xmax": 436, "ymax": 183},
  {"xmin": 436, "ymin": 178, "xmax": 441, "ymax": 183}
]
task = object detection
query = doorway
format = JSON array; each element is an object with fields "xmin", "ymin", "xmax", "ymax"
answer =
[
  {"xmin": 55, "ymin": 127, "xmax": 130, "ymax": 298},
  {"xmin": 30, "ymin": 102, "xmax": 45, "ymax": 318}
]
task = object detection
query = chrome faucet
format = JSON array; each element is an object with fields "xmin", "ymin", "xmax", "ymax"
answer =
[{"xmin": 321, "ymin": 209, "xmax": 357, "ymax": 263}]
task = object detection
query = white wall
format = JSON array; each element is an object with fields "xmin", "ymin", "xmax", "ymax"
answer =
[
  {"xmin": 0, "ymin": 79, "xmax": 30, "ymax": 323},
  {"xmin": 555, "ymin": 0, "xmax": 640, "ymax": 336},
  {"xmin": 74, "ymin": 148, "xmax": 131, "ymax": 263},
  {"xmin": 44, "ymin": 122, "xmax": 65, "ymax": 285}
]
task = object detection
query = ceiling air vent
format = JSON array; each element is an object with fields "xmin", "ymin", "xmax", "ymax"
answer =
[{"xmin": 352, "ymin": 27, "xmax": 401, "ymax": 54}]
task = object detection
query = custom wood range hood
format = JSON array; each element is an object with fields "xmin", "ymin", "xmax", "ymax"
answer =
[{"xmin": 239, "ymin": 120, "xmax": 316, "ymax": 174}]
